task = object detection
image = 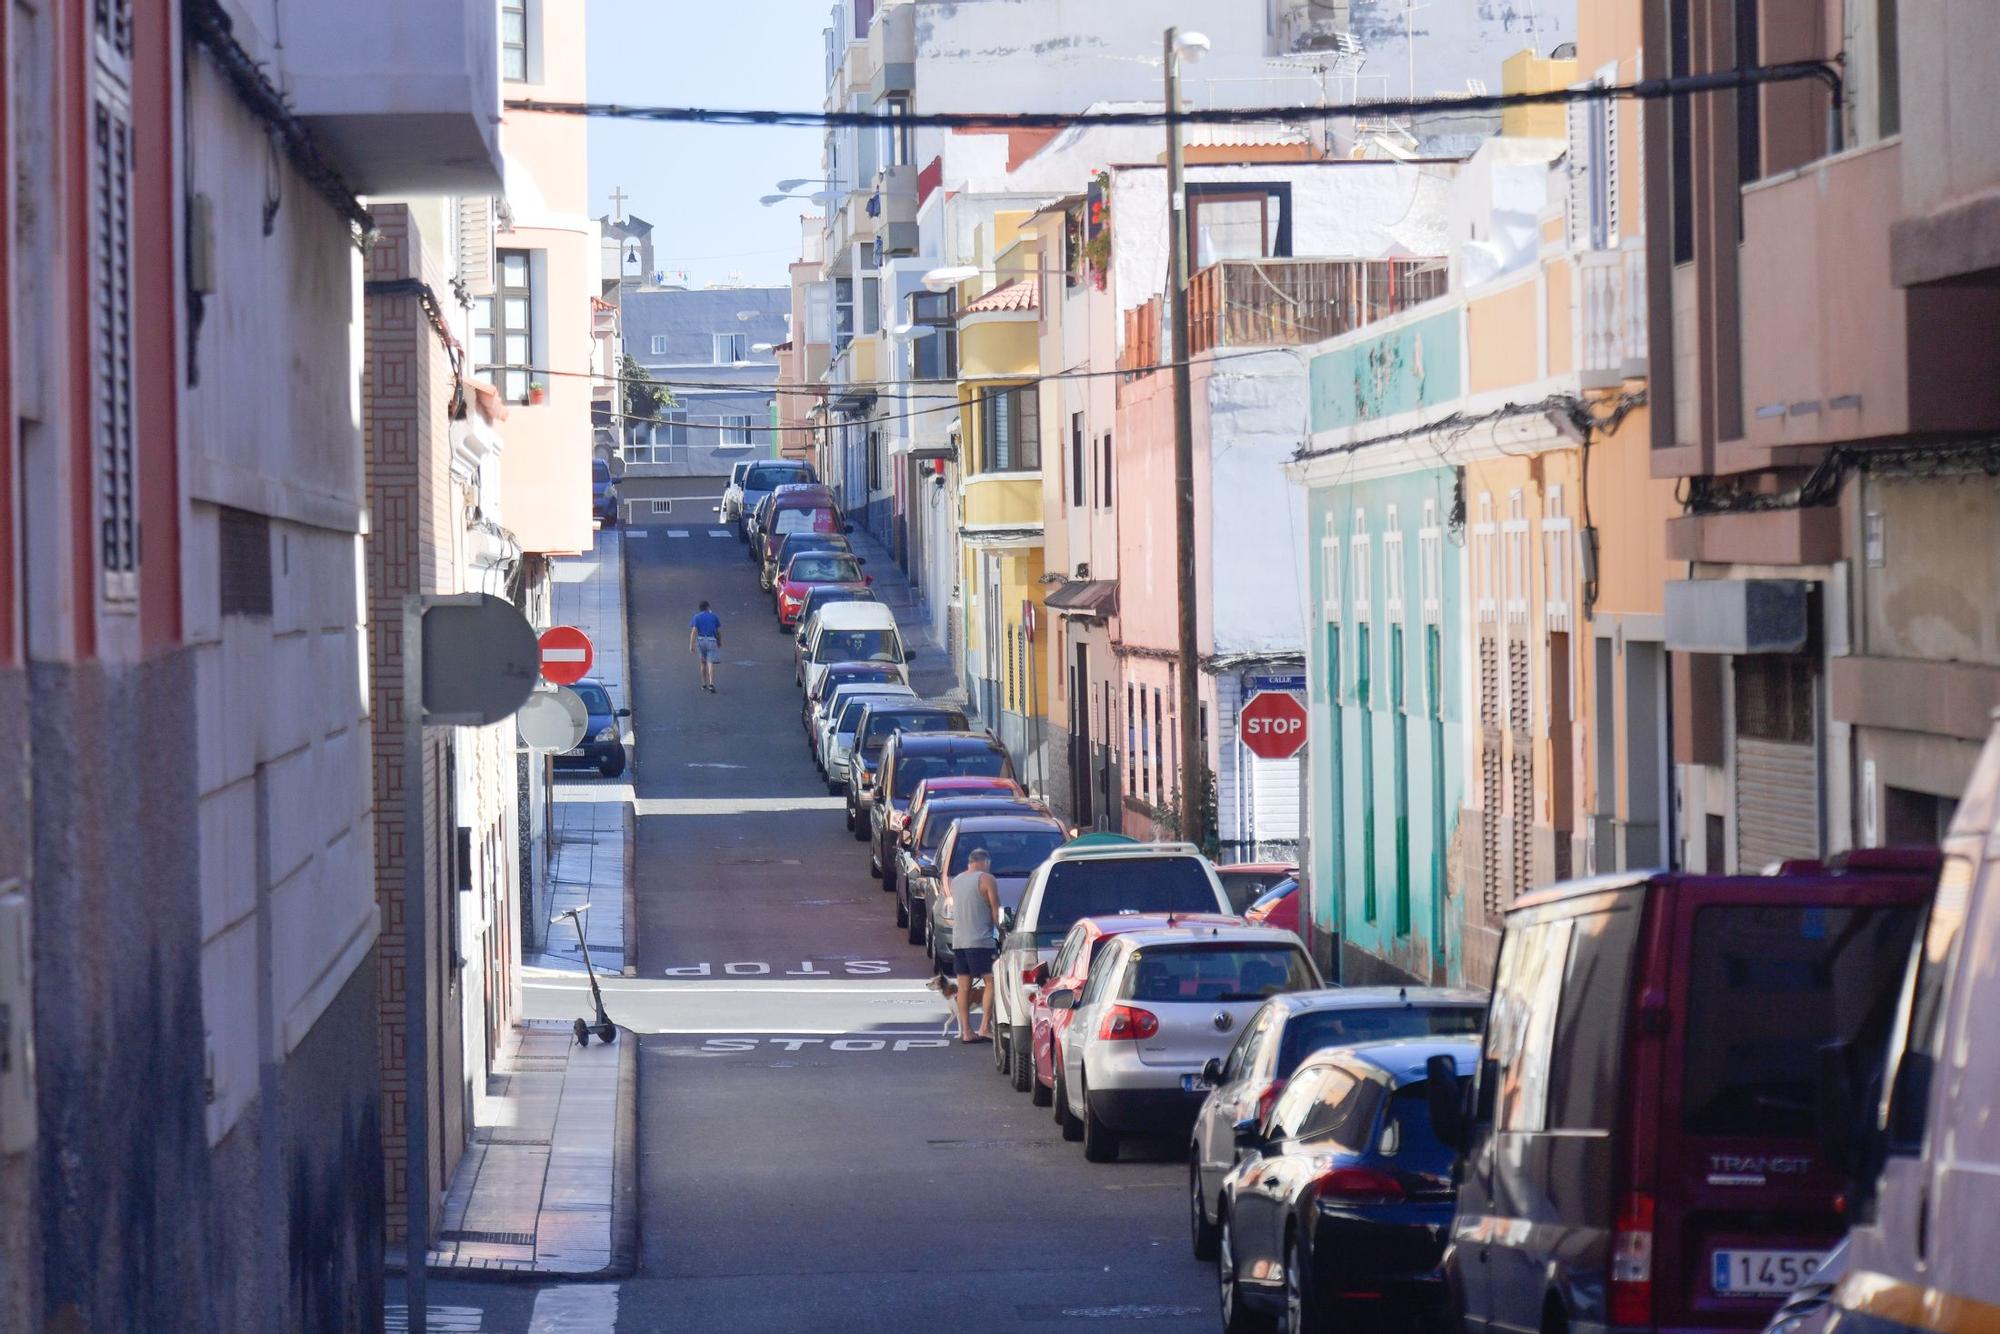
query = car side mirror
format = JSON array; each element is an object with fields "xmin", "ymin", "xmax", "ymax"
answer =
[
  {"xmin": 1046, "ymin": 988, "xmax": 1077, "ymax": 1011},
  {"xmin": 1201, "ymin": 1057, "xmax": 1224, "ymax": 1086},
  {"xmin": 1427, "ymin": 1054, "xmax": 1468, "ymax": 1152},
  {"xmin": 1231, "ymin": 1116, "xmax": 1265, "ymax": 1152},
  {"xmin": 616, "ymin": 707, "xmax": 632, "ymax": 717},
  {"xmin": 864, "ymin": 575, "xmax": 874, "ymax": 586},
  {"xmin": 998, "ymin": 907, "xmax": 1016, "ymax": 932}
]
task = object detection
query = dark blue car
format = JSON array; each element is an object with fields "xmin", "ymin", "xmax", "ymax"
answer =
[
  {"xmin": 592, "ymin": 457, "xmax": 619, "ymax": 526},
  {"xmin": 554, "ymin": 677, "xmax": 628, "ymax": 778},
  {"xmin": 1215, "ymin": 1037, "xmax": 1479, "ymax": 1333}
]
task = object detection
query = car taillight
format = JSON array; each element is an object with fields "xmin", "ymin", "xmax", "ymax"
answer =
[
  {"xmin": 1097, "ymin": 1005, "xmax": 1159, "ymax": 1041},
  {"xmin": 1609, "ymin": 1191, "xmax": 1654, "ymax": 1326},
  {"xmin": 1309, "ymin": 1166, "xmax": 1405, "ymax": 1204}
]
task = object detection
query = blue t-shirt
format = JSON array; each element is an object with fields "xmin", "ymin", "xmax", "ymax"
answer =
[{"xmin": 690, "ymin": 610, "xmax": 721, "ymax": 638}]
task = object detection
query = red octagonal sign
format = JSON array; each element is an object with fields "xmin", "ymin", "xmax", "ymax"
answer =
[
  {"xmin": 1238, "ymin": 691, "xmax": 1309, "ymax": 761},
  {"xmin": 537, "ymin": 625, "xmax": 594, "ymax": 686}
]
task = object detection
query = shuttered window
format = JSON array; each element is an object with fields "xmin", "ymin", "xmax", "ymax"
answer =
[{"xmin": 92, "ymin": 5, "xmax": 137, "ymax": 606}]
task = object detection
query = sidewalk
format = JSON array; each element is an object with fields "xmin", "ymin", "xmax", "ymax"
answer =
[{"xmin": 401, "ymin": 527, "xmax": 639, "ymax": 1281}]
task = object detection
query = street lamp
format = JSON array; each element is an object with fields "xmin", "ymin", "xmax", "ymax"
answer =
[
  {"xmin": 1165, "ymin": 25, "xmax": 1210, "ymax": 852},
  {"xmin": 776, "ymin": 177, "xmax": 838, "ymax": 192},
  {"xmin": 921, "ymin": 264, "xmax": 981, "ymax": 291},
  {"xmin": 760, "ymin": 191, "xmax": 836, "ymax": 207}
]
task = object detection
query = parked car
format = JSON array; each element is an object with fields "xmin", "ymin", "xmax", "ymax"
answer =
[
  {"xmin": 1215, "ymin": 863, "xmax": 1298, "ymax": 915},
  {"xmin": 747, "ymin": 480, "xmax": 832, "ymax": 556},
  {"xmin": 801, "ymin": 603, "xmax": 908, "ymax": 697},
  {"xmin": 791, "ymin": 585, "xmax": 876, "ymax": 668},
  {"xmin": 842, "ymin": 702, "xmax": 971, "ymax": 836},
  {"xmin": 736, "ymin": 459, "xmax": 815, "ymax": 539},
  {"xmin": 719, "ymin": 460, "xmax": 753, "ymax": 529},
  {"xmin": 1437, "ymin": 850, "xmax": 1935, "ymax": 1334},
  {"xmin": 1761, "ymin": 1237, "xmax": 1846, "ymax": 1334},
  {"xmin": 1027, "ymin": 913, "xmax": 1245, "ymax": 1111},
  {"xmin": 773, "ymin": 551, "xmax": 871, "ymax": 630},
  {"xmin": 755, "ymin": 486, "xmax": 842, "ymax": 576},
  {"xmin": 1215, "ymin": 1038, "xmax": 1479, "ymax": 1334},
  {"xmin": 551, "ymin": 677, "xmax": 630, "ymax": 779},
  {"xmin": 1242, "ymin": 877, "xmax": 1300, "ymax": 938},
  {"xmin": 1188, "ymin": 986, "xmax": 1487, "ymax": 1263},
  {"xmin": 1048, "ymin": 921, "xmax": 1320, "ymax": 1161},
  {"xmin": 591, "ymin": 456, "xmax": 619, "ymax": 527},
  {"xmin": 904, "ymin": 775, "xmax": 1025, "ymax": 830},
  {"xmin": 869, "ymin": 731, "xmax": 1015, "ymax": 883},
  {"xmin": 894, "ymin": 796, "xmax": 1043, "ymax": 940},
  {"xmin": 761, "ymin": 517, "xmax": 849, "ymax": 592},
  {"xmin": 816, "ymin": 683, "xmax": 915, "ymax": 783},
  {"xmin": 926, "ymin": 814, "xmax": 1069, "ymax": 975},
  {"xmin": 991, "ymin": 841, "xmax": 1234, "ymax": 1091},
  {"xmin": 1817, "ymin": 719, "xmax": 2000, "ymax": 1334},
  {"xmin": 802, "ymin": 659, "xmax": 905, "ymax": 732}
]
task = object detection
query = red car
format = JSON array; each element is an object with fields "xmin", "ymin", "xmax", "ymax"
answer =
[
  {"xmin": 1025, "ymin": 912, "xmax": 1243, "ymax": 1110},
  {"xmin": 774, "ymin": 551, "xmax": 871, "ymax": 630},
  {"xmin": 756, "ymin": 486, "xmax": 841, "ymax": 573},
  {"xmin": 1242, "ymin": 875, "xmax": 1300, "ymax": 937},
  {"xmin": 1214, "ymin": 862, "xmax": 1298, "ymax": 914}
]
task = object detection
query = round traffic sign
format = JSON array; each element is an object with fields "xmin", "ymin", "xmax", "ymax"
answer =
[
  {"xmin": 1238, "ymin": 691, "xmax": 1309, "ymax": 761},
  {"xmin": 538, "ymin": 625, "xmax": 594, "ymax": 686},
  {"xmin": 517, "ymin": 687, "xmax": 589, "ymax": 751}
]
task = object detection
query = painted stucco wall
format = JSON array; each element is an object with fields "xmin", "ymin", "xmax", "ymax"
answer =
[
  {"xmin": 1310, "ymin": 307, "xmax": 1465, "ymax": 432},
  {"xmin": 1202, "ymin": 349, "xmax": 1310, "ymax": 658}
]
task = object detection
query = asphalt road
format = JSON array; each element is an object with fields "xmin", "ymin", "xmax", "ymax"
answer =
[{"xmin": 397, "ymin": 479, "xmax": 1218, "ymax": 1331}]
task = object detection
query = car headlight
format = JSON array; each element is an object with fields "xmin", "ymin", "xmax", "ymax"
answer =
[{"xmin": 593, "ymin": 725, "xmax": 617, "ymax": 742}]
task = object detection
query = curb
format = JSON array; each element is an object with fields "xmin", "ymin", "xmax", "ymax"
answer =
[{"xmin": 620, "ymin": 802, "xmax": 637, "ymax": 977}]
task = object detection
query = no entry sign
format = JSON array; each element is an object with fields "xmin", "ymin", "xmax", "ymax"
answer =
[
  {"xmin": 537, "ymin": 625, "xmax": 594, "ymax": 686},
  {"xmin": 1238, "ymin": 691, "xmax": 1309, "ymax": 761}
]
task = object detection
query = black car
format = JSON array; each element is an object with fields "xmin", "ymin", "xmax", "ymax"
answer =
[
  {"xmin": 894, "ymin": 797, "xmax": 1045, "ymax": 941},
  {"xmin": 868, "ymin": 731, "xmax": 1014, "ymax": 883},
  {"xmin": 925, "ymin": 814, "xmax": 1068, "ymax": 975},
  {"xmin": 553, "ymin": 677, "xmax": 630, "ymax": 778},
  {"xmin": 843, "ymin": 705, "xmax": 972, "ymax": 839},
  {"xmin": 1215, "ymin": 1038, "xmax": 1478, "ymax": 1334}
]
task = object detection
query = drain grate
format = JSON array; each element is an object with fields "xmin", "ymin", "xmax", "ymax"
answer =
[{"xmin": 437, "ymin": 1229, "xmax": 535, "ymax": 1246}]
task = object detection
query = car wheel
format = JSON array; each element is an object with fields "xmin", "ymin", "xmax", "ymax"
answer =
[
  {"xmin": 1009, "ymin": 1029, "xmax": 1033, "ymax": 1092},
  {"xmin": 904, "ymin": 899, "xmax": 924, "ymax": 946},
  {"xmin": 1190, "ymin": 1155, "xmax": 1221, "ymax": 1261},
  {"xmin": 597, "ymin": 752, "xmax": 626, "ymax": 780},
  {"xmin": 1282, "ymin": 1229, "xmax": 1322, "ymax": 1334},
  {"xmin": 1055, "ymin": 1062, "xmax": 1083, "ymax": 1141},
  {"xmin": 1080, "ymin": 1076, "xmax": 1121, "ymax": 1163},
  {"xmin": 844, "ymin": 800, "xmax": 856, "ymax": 831},
  {"xmin": 1218, "ymin": 1210, "xmax": 1274, "ymax": 1333},
  {"xmin": 994, "ymin": 1023, "xmax": 1010, "ymax": 1074},
  {"xmin": 827, "ymin": 778, "xmax": 842, "ymax": 796},
  {"xmin": 1029, "ymin": 1042, "xmax": 1053, "ymax": 1107},
  {"xmin": 880, "ymin": 850, "xmax": 897, "ymax": 892}
]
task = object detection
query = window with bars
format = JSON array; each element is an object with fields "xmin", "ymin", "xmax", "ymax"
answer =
[
  {"xmin": 980, "ymin": 386, "xmax": 1040, "ymax": 472},
  {"xmin": 1478, "ymin": 633, "xmax": 1503, "ymax": 919},
  {"xmin": 91, "ymin": 48, "xmax": 137, "ymax": 605},
  {"xmin": 501, "ymin": 0, "xmax": 529, "ymax": 81},
  {"xmin": 1383, "ymin": 506, "xmax": 1406, "ymax": 623},
  {"xmin": 1127, "ymin": 683, "xmax": 1138, "ymax": 795},
  {"xmin": 1320, "ymin": 512, "xmax": 1342, "ymax": 621},
  {"xmin": 1543, "ymin": 485, "xmax": 1573, "ymax": 632},
  {"xmin": 1357, "ymin": 622, "xmax": 1377, "ymax": 923},
  {"xmin": 1419, "ymin": 499, "xmax": 1443, "ymax": 625},
  {"xmin": 1511, "ymin": 737, "xmax": 1535, "ymax": 903},
  {"xmin": 474, "ymin": 250, "xmax": 535, "ymax": 403}
]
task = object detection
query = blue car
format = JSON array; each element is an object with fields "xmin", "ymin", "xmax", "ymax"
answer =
[
  {"xmin": 592, "ymin": 457, "xmax": 619, "ymax": 526},
  {"xmin": 554, "ymin": 678, "xmax": 628, "ymax": 778}
]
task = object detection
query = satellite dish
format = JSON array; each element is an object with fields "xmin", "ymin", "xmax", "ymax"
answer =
[{"xmin": 517, "ymin": 686, "xmax": 589, "ymax": 752}]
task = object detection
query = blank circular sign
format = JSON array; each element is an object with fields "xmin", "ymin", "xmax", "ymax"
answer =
[{"xmin": 517, "ymin": 687, "xmax": 588, "ymax": 752}]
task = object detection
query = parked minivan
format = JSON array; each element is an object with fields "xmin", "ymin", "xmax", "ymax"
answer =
[
  {"xmin": 1819, "ymin": 716, "xmax": 2000, "ymax": 1334},
  {"xmin": 801, "ymin": 602, "xmax": 906, "ymax": 698},
  {"xmin": 1438, "ymin": 854, "xmax": 1934, "ymax": 1333}
]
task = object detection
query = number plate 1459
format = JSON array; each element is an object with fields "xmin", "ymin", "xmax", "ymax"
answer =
[{"xmin": 1712, "ymin": 1249, "xmax": 1823, "ymax": 1297}]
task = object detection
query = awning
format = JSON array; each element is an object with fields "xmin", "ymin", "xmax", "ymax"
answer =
[
  {"xmin": 960, "ymin": 525, "xmax": 1043, "ymax": 549},
  {"xmin": 1045, "ymin": 579, "xmax": 1118, "ymax": 619},
  {"xmin": 1665, "ymin": 578, "xmax": 1811, "ymax": 654}
]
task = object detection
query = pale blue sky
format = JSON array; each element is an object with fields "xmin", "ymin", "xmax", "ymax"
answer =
[{"xmin": 587, "ymin": 0, "xmax": 827, "ymax": 290}]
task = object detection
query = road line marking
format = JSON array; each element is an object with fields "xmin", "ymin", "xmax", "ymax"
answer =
[
  {"xmin": 528, "ymin": 1285, "xmax": 618, "ymax": 1333},
  {"xmin": 624, "ymin": 529, "xmax": 648, "ymax": 537},
  {"xmin": 708, "ymin": 529, "xmax": 731, "ymax": 537},
  {"xmin": 667, "ymin": 529, "xmax": 690, "ymax": 538}
]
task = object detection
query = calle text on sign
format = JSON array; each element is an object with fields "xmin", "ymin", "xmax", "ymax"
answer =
[{"xmin": 1237, "ymin": 690, "xmax": 1309, "ymax": 761}]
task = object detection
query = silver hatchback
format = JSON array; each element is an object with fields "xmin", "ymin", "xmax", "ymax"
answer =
[{"xmin": 1050, "ymin": 923, "xmax": 1321, "ymax": 1162}]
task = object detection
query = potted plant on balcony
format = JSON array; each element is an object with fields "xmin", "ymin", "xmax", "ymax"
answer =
[
  {"xmin": 1083, "ymin": 169, "xmax": 1112, "ymax": 290},
  {"xmin": 528, "ymin": 381, "xmax": 547, "ymax": 406}
]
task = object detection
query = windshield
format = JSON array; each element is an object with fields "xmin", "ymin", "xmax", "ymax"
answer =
[
  {"xmin": 572, "ymin": 683, "xmax": 613, "ymax": 716},
  {"xmin": 745, "ymin": 464, "xmax": 810, "ymax": 491},
  {"xmin": 815, "ymin": 629, "xmax": 903, "ymax": 665},
  {"xmin": 918, "ymin": 805, "xmax": 1025, "ymax": 852},
  {"xmin": 774, "ymin": 506, "xmax": 837, "ymax": 536},
  {"xmin": 859, "ymin": 710, "xmax": 967, "ymax": 754},
  {"xmin": 814, "ymin": 665, "xmax": 898, "ymax": 701},
  {"xmin": 834, "ymin": 693, "xmax": 900, "ymax": 733},
  {"xmin": 730, "ymin": 463, "xmax": 751, "ymax": 486},
  {"xmin": 890, "ymin": 749, "xmax": 1008, "ymax": 799},
  {"xmin": 1032, "ymin": 857, "xmax": 1220, "ymax": 944},
  {"xmin": 949, "ymin": 828, "xmax": 1064, "ymax": 877},
  {"xmin": 1277, "ymin": 1006, "xmax": 1485, "ymax": 1077},
  {"xmin": 1681, "ymin": 903, "xmax": 1920, "ymax": 1140},
  {"xmin": 1116, "ymin": 942, "xmax": 1316, "ymax": 1004},
  {"xmin": 1376, "ymin": 1079, "xmax": 1470, "ymax": 1164},
  {"xmin": 789, "ymin": 556, "xmax": 862, "ymax": 583}
]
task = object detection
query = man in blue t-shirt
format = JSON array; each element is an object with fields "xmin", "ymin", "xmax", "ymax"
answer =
[{"xmin": 688, "ymin": 601, "xmax": 723, "ymax": 693}]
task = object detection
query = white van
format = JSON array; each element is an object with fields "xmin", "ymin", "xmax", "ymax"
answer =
[
  {"xmin": 1825, "ymin": 711, "xmax": 2000, "ymax": 1333},
  {"xmin": 801, "ymin": 602, "xmax": 907, "ymax": 698}
]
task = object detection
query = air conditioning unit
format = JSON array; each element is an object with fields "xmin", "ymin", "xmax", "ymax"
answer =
[{"xmin": 1277, "ymin": 1, "xmax": 1361, "ymax": 56}]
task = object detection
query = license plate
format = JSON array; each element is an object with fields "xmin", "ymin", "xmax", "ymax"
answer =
[{"xmin": 1711, "ymin": 1249, "xmax": 1824, "ymax": 1297}]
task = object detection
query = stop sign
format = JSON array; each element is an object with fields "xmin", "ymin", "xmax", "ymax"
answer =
[
  {"xmin": 1238, "ymin": 691, "xmax": 1309, "ymax": 760},
  {"xmin": 537, "ymin": 625, "xmax": 594, "ymax": 686}
]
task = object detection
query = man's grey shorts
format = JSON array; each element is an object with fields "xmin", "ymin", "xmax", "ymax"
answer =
[{"xmin": 696, "ymin": 635, "xmax": 721, "ymax": 663}]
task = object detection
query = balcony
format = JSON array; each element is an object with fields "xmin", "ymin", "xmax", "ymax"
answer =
[
  {"xmin": 1577, "ymin": 242, "xmax": 1649, "ymax": 388},
  {"xmin": 876, "ymin": 164, "xmax": 918, "ymax": 257},
  {"xmin": 281, "ymin": 0, "xmax": 502, "ymax": 193},
  {"xmin": 873, "ymin": 1, "xmax": 915, "ymax": 95},
  {"xmin": 1122, "ymin": 258, "xmax": 1444, "ymax": 372},
  {"xmin": 963, "ymin": 474, "xmax": 1043, "ymax": 532}
]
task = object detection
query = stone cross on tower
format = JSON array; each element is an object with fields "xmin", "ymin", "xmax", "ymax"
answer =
[{"xmin": 608, "ymin": 185, "xmax": 629, "ymax": 223}]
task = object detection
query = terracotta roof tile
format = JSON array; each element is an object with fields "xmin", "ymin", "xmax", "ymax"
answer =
[{"xmin": 960, "ymin": 278, "xmax": 1039, "ymax": 315}]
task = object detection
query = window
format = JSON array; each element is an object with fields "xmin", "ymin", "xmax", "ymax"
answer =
[
  {"xmin": 911, "ymin": 290, "xmax": 957, "ymax": 379},
  {"xmin": 1735, "ymin": 656, "xmax": 1815, "ymax": 743},
  {"xmin": 1186, "ymin": 183, "xmax": 1292, "ymax": 268},
  {"xmin": 1735, "ymin": 0, "xmax": 1762, "ymax": 188},
  {"xmin": 473, "ymin": 250, "xmax": 534, "ymax": 403},
  {"xmin": 1099, "ymin": 434, "xmax": 1113, "ymax": 508},
  {"xmin": 1277, "ymin": 1006, "xmax": 1484, "ymax": 1077},
  {"xmin": 833, "ymin": 278, "xmax": 854, "ymax": 352},
  {"xmin": 1119, "ymin": 943, "xmax": 1316, "ymax": 1003},
  {"xmin": 1268, "ymin": 1067, "xmax": 1330, "ymax": 1140},
  {"xmin": 1481, "ymin": 918, "xmax": 1574, "ymax": 1132},
  {"xmin": 1063, "ymin": 204, "xmax": 1086, "ymax": 289},
  {"xmin": 860, "ymin": 275, "xmax": 881, "ymax": 337},
  {"xmin": 500, "ymin": 0, "xmax": 528, "ymax": 81},
  {"xmin": 1884, "ymin": 853, "xmax": 1972, "ymax": 1150},
  {"xmin": 882, "ymin": 95, "xmax": 912, "ymax": 167},
  {"xmin": 1220, "ymin": 1008, "xmax": 1275, "ymax": 1084},
  {"xmin": 868, "ymin": 429, "xmax": 881, "ymax": 491},
  {"xmin": 979, "ymin": 386, "xmax": 1039, "ymax": 472},
  {"xmin": 1545, "ymin": 904, "xmax": 1642, "ymax": 1130},
  {"xmin": 720, "ymin": 414, "xmax": 753, "ymax": 447},
  {"xmin": 650, "ymin": 334, "xmax": 668, "ymax": 356},
  {"xmin": 1153, "ymin": 688, "xmax": 1165, "ymax": 801},
  {"xmin": 1070, "ymin": 412, "xmax": 1085, "ymax": 508},
  {"xmin": 656, "ymin": 410, "xmax": 687, "ymax": 447},
  {"xmin": 713, "ymin": 332, "xmax": 748, "ymax": 364},
  {"xmin": 1669, "ymin": 0, "xmax": 1694, "ymax": 264},
  {"xmin": 1300, "ymin": 1068, "xmax": 1383, "ymax": 1149},
  {"xmin": 91, "ymin": 64, "xmax": 137, "ymax": 604}
]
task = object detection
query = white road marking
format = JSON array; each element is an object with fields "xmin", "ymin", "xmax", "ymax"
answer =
[
  {"xmin": 631, "ymin": 795, "xmax": 844, "ymax": 816},
  {"xmin": 623, "ymin": 529, "xmax": 648, "ymax": 537},
  {"xmin": 708, "ymin": 529, "xmax": 732, "ymax": 537},
  {"xmin": 527, "ymin": 1285, "xmax": 619, "ymax": 1333},
  {"xmin": 385, "ymin": 1306, "xmax": 487, "ymax": 1332},
  {"xmin": 667, "ymin": 529, "xmax": 691, "ymax": 538}
]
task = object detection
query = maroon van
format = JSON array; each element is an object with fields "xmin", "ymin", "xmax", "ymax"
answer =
[{"xmin": 1437, "ymin": 850, "xmax": 1932, "ymax": 1333}]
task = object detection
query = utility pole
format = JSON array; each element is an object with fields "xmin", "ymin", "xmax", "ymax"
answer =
[{"xmin": 1164, "ymin": 27, "xmax": 1209, "ymax": 852}]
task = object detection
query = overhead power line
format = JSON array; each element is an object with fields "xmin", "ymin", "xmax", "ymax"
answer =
[{"xmin": 508, "ymin": 60, "xmax": 1841, "ymax": 131}]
